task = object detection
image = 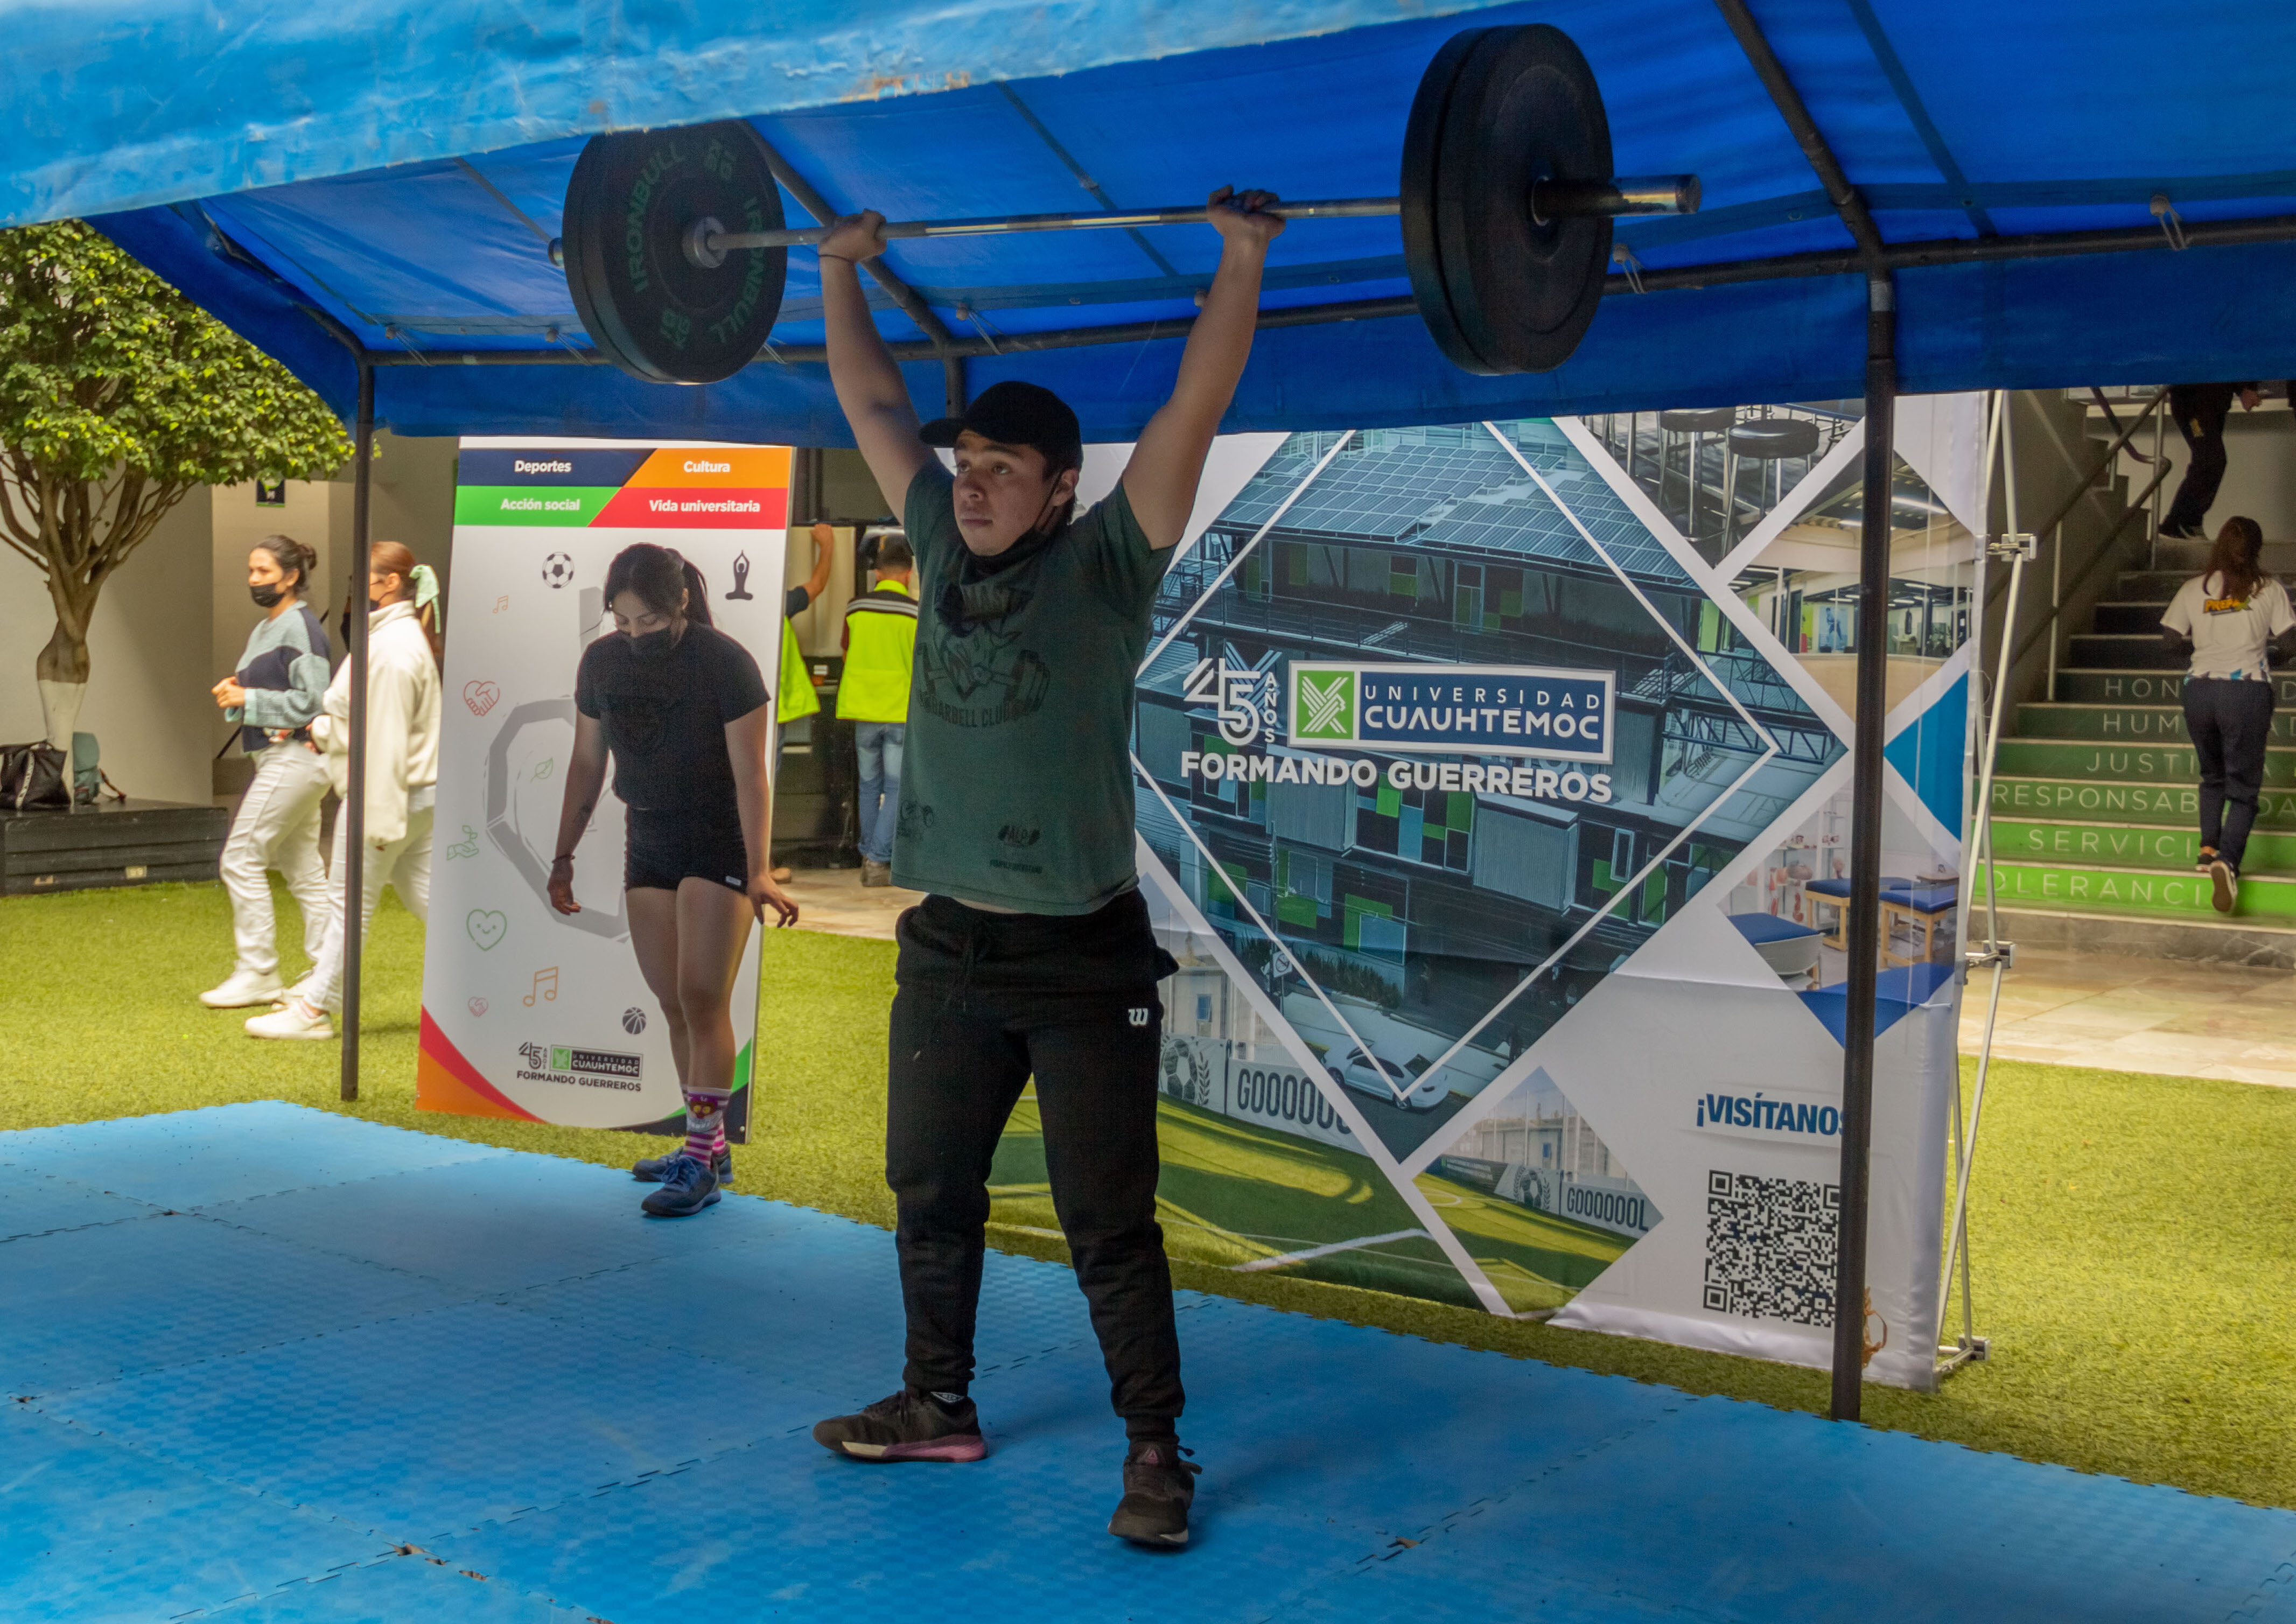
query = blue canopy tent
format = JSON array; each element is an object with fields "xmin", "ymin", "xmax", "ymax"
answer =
[{"xmin": 10, "ymin": 0, "xmax": 2291, "ymax": 1417}]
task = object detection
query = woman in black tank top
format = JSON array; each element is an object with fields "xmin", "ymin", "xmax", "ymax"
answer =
[{"xmin": 550, "ymin": 543, "xmax": 797, "ymax": 1216}]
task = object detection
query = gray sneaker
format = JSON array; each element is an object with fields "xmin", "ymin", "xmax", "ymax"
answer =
[
  {"xmin": 861, "ymin": 859, "xmax": 893, "ymax": 888},
  {"xmin": 639, "ymin": 1154, "xmax": 720, "ymax": 1218}
]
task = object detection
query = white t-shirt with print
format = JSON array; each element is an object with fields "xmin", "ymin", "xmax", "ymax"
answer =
[{"xmin": 2161, "ymin": 572, "xmax": 2295, "ymax": 682}]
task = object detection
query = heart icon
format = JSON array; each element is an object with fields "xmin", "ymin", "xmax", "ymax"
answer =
[
  {"xmin": 466, "ymin": 909, "xmax": 508, "ymax": 951},
  {"xmin": 463, "ymin": 680, "xmax": 501, "ymax": 717},
  {"xmin": 468, "ymin": 997, "xmax": 489, "ymax": 1017}
]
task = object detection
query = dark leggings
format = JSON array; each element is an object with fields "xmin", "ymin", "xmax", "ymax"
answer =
[
  {"xmin": 2184, "ymin": 676, "xmax": 2274, "ymax": 870},
  {"xmin": 885, "ymin": 891, "xmax": 1182, "ymax": 1436}
]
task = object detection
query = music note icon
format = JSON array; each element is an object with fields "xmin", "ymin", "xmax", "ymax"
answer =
[{"xmin": 523, "ymin": 967, "xmax": 559, "ymax": 1006}]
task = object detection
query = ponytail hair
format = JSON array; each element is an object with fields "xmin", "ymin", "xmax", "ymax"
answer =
[
  {"xmin": 603, "ymin": 542, "xmax": 712, "ymax": 628},
  {"xmin": 2204, "ymin": 516, "xmax": 2266, "ymax": 603},
  {"xmin": 370, "ymin": 540, "xmax": 444, "ymax": 668},
  {"xmin": 251, "ymin": 533, "xmax": 317, "ymax": 601}
]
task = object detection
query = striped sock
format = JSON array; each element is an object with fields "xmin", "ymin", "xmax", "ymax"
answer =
[{"xmin": 683, "ymin": 1092, "xmax": 728, "ymax": 1171}]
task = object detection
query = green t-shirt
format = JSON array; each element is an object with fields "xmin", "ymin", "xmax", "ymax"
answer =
[{"xmin": 894, "ymin": 463, "xmax": 1174, "ymax": 913}]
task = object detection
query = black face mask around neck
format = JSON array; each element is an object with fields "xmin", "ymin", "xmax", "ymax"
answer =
[{"xmin": 250, "ymin": 582, "xmax": 286, "ymax": 609}]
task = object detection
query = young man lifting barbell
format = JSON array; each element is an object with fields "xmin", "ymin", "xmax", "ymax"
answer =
[{"xmin": 806, "ymin": 186, "xmax": 1284, "ymax": 1549}]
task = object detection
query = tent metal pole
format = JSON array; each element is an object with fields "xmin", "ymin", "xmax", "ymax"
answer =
[
  {"xmin": 744, "ymin": 130, "xmax": 967, "ymax": 418},
  {"xmin": 340, "ymin": 361, "xmax": 374, "ymax": 1102},
  {"xmin": 1938, "ymin": 391, "xmax": 2027, "ymax": 1372},
  {"xmin": 1830, "ymin": 269, "xmax": 1895, "ymax": 1422},
  {"xmin": 1713, "ymin": 0, "xmax": 1895, "ymax": 1424}
]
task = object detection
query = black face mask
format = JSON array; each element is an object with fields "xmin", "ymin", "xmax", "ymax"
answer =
[
  {"xmin": 250, "ymin": 582, "xmax": 286, "ymax": 608},
  {"xmin": 627, "ymin": 626, "xmax": 676, "ymax": 662}
]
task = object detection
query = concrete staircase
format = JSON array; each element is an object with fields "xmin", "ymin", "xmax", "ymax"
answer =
[{"xmin": 1981, "ymin": 538, "xmax": 2296, "ymax": 967}]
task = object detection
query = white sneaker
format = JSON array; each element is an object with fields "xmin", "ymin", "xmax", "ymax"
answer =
[
  {"xmin": 279, "ymin": 975, "xmax": 318, "ymax": 1009},
  {"xmin": 246, "ymin": 999, "xmax": 334, "ymax": 1040},
  {"xmin": 201, "ymin": 969, "xmax": 286, "ymax": 1009}
]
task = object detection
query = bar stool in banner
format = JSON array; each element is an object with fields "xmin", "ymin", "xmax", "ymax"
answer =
[
  {"xmin": 1657, "ymin": 406, "xmax": 1733, "ymax": 545},
  {"xmin": 1724, "ymin": 415, "xmax": 1822, "ymax": 546}
]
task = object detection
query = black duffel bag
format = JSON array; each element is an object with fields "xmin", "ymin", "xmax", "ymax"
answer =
[{"xmin": 1, "ymin": 740, "xmax": 69, "ymax": 810}]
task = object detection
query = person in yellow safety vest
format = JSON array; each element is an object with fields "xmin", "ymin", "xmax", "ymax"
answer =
[
  {"xmin": 838, "ymin": 531, "xmax": 917, "ymax": 886},
  {"xmin": 769, "ymin": 523, "xmax": 836, "ymax": 881}
]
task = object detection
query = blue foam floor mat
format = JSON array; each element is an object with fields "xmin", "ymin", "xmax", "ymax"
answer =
[{"xmin": 3, "ymin": 1102, "xmax": 2290, "ymax": 1623}]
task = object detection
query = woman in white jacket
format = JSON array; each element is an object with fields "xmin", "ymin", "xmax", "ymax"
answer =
[{"xmin": 248, "ymin": 542, "xmax": 443, "ymax": 1040}]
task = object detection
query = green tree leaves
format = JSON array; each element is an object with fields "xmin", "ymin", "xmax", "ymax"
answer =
[{"xmin": 0, "ymin": 220, "xmax": 352, "ymax": 685}]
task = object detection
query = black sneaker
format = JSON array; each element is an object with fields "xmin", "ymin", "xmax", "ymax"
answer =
[
  {"xmin": 1108, "ymin": 1440, "xmax": 1200, "ymax": 1548},
  {"xmin": 2211, "ymin": 859, "xmax": 2239, "ymax": 914},
  {"xmin": 639, "ymin": 1154, "xmax": 720, "ymax": 1217},
  {"xmin": 812, "ymin": 1389, "xmax": 986, "ymax": 1462},
  {"xmin": 634, "ymin": 1145, "xmax": 732, "ymax": 1184}
]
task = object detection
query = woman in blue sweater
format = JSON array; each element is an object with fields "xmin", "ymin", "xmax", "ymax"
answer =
[{"xmin": 202, "ymin": 535, "xmax": 335, "ymax": 1009}]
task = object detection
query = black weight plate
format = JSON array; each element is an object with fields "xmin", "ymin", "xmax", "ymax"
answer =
[
  {"xmin": 1399, "ymin": 28, "xmax": 1489, "ymax": 376},
  {"xmin": 1403, "ymin": 25, "xmax": 1612, "ymax": 375},
  {"xmin": 563, "ymin": 120, "xmax": 786, "ymax": 385}
]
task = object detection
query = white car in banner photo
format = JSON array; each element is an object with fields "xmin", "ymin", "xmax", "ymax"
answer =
[{"xmin": 1327, "ymin": 1042, "xmax": 1447, "ymax": 1111}]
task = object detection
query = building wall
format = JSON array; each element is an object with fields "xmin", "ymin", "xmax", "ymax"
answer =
[{"xmin": 0, "ymin": 488, "xmax": 215, "ymax": 805}]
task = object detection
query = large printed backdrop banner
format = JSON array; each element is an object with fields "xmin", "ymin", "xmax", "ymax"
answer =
[
  {"xmin": 417, "ymin": 438, "xmax": 792, "ymax": 1144},
  {"xmin": 991, "ymin": 402, "xmax": 1980, "ymax": 1389}
]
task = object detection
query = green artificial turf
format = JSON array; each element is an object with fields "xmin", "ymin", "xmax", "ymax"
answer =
[{"xmin": 3, "ymin": 879, "xmax": 2292, "ymax": 1510}]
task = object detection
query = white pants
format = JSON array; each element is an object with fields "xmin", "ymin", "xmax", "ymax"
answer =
[
  {"xmin": 306, "ymin": 790, "xmax": 434, "ymax": 1013},
  {"xmin": 220, "ymin": 745, "xmax": 335, "ymax": 980}
]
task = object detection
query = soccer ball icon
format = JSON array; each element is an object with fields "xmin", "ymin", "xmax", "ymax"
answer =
[
  {"xmin": 621, "ymin": 1007, "xmax": 647, "ymax": 1035},
  {"xmin": 541, "ymin": 551, "xmax": 576, "ymax": 589}
]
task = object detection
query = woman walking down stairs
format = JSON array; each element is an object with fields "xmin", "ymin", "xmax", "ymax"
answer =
[{"xmin": 1984, "ymin": 531, "xmax": 2296, "ymax": 966}]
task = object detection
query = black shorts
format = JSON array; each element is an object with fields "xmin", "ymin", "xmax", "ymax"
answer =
[{"xmin": 624, "ymin": 810, "xmax": 749, "ymax": 894}]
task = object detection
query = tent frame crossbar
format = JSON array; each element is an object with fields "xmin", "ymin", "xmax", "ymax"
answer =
[{"xmin": 337, "ymin": 211, "xmax": 2296, "ymax": 370}]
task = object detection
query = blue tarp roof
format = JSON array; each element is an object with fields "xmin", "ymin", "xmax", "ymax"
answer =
[{"xmin": 13, "ymin": 0, "xmax": 2294, "ymax": 441}]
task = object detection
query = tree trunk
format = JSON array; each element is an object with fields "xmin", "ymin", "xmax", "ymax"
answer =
[
  {"xmin": 37, "ymin": 677, "xmax": 86, "ymax": 751},
  {"xmin": 33, "ymin": 565, "xmax": 95, "ymax": 750}
]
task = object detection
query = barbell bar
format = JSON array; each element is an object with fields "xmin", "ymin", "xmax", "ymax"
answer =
[
  {"xmin": 560, "ymin": 23, "xmax": 1697, "ymax": 384},
  {"xmin": 679, "ymin": 179, "xmax": 1696, "ymax": 265}
]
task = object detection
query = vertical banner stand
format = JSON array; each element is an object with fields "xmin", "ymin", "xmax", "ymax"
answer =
[
  {"xmin": 340, "ymin": 362, "xmax": 374, "ymax": 1102},
  {"xmin": 1938, "ymin": 392, "xmax": 2031, "ymax": 1374},
  {"xmin": 1830, "ymin": 272, "xmax": 1895, "ymax": 1422}
]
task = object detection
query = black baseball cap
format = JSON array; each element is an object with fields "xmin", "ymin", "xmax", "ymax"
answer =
[{"xmin": 918, "ymin": 381, "xmax": 1083, "ymax": 472}]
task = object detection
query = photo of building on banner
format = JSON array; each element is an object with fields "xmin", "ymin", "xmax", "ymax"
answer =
[
  {"xmin": 985, "ymin": 405, "xmax": 1980, "ymax": 1385},
  {"xmin": 415, "ymin": 439, "xmax": 792, "ymax": 1144}
]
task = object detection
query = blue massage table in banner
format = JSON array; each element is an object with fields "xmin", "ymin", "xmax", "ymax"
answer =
[{"xmin": 990, "ymin": 397, "xmax": 1982, "ymax": 1389}]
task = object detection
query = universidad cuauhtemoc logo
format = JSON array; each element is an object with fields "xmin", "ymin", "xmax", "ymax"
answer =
[{"xmin": 1287, "ymin": 662, "xmax": 1614, "ymax": 762}]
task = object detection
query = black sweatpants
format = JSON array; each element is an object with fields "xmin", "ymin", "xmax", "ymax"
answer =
[
  {"xmin": 886, "ymin": 890, "xmax": 1184, "ymax": 1436},
  {"xmin": 2163, "ymin": 384, "xmax": 2237, "ymax": 537},
  {"xmin": 2184, "ymin": 676, "xmax": 2276, "ymax": 871}
]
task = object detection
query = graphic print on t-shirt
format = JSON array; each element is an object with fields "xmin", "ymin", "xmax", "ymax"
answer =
[{"xmin": 916, "ymin": 594, "xmax": 1051, "ymax": 727}]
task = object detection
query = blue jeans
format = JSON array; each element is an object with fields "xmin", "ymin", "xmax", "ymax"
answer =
[{"xmin": 854, "ymin": 721, "xmax": 905, "ymax": 864}]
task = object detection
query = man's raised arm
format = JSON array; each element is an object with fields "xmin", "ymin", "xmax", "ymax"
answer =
[
  {"xmin": 1121, "ymin": 188, "xmax": 1285, "ymax": 550},
  {"xmin": 818, "ymin": 213, "xmax": 935, "ymax": 516}
]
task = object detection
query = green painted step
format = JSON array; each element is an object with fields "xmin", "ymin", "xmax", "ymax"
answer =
[
  {"xmin": 2050, "ymin": 669, "xmax": 2296, "ymax": 704},
  {"xmin": 1990, "ymin": 777, "xmax": 2296, "ymax": 830},
  {"xmin": 1977, "ymin": 858, "xmax": 2296, "ymax": 923},
  {"xmin": 1993, "ymin": 738, "xmax": 2296, "ymax": 785},
  {"xmin": 1987, "ymin": 819, "xmax": 2296, "ymax": 876},
  {"xmin": 2015, "ymin": 703, "xmax": 2296, "ymax": 744}
]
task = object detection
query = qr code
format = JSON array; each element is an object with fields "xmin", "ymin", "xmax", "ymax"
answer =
[{"xmin": 1703, "ymin": 1170, "xmax": 1838, "ymax": 1326}]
